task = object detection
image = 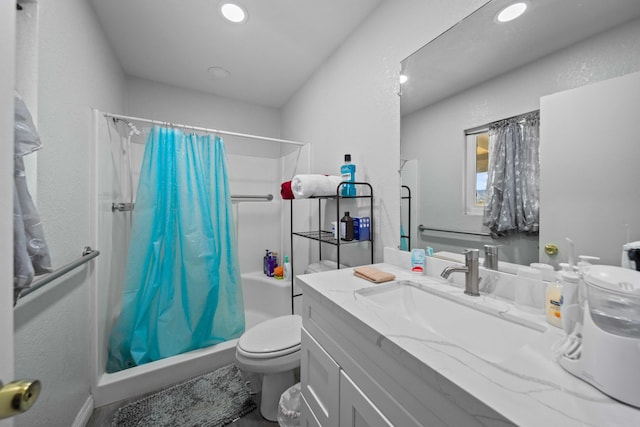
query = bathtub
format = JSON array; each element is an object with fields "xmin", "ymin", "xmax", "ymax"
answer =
[{"xmin": 92, "ymin": 272, "xmax": 291, "ymax": 407}]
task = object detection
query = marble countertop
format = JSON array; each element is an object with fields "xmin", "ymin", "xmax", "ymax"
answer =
[{"xmin": 297, "ymin": 255, "xmax": 640, "ymax": 427}]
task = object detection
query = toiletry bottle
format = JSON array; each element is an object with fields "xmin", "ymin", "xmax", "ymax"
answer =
[
  {"xmin": 545, "ymin": 275, "xmax": 563, "ymax": 328},
  {"xmin": 267, "ymin": 252, "xmax": 277, "ymax": 277},
  {"xmin": 283, "ymin": 255, "xmax": 291, "ymax": 281},
  {"xmin": 340, "ymin": 154, "xmax": 356, "ymax": 197},
  {"xmin": 340, "ymin": 211, "xmax": 354, "ymax": 241},
  {"xmin": 411, "ymin": 248, "xmax": 426, "ymax": 274},
  {"xmin": 263, "ymin": 250, "xmax": 269, "ymax": 275}
]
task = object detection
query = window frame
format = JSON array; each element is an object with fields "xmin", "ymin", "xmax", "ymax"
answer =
[{"xmin": 464, "ymin": 127, "xmax": 489, "ymax": 216}]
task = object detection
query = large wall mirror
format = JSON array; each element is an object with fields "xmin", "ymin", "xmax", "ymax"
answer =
[{"xmin": 400, "ymin": 0, "xmax": 640, "ymax": 267}]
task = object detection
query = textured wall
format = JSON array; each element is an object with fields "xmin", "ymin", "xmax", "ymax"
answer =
[
  {"xmin": 281, "ymin": 0, "xmax": 487, "ymax": 266},
  {"xmin": 13, "ymin": 0, "xmax": 125, "ymax": 426}
]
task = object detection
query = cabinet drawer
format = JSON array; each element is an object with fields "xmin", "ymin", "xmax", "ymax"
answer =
[{"xmin": 301, "ymin": 327, "xmax": 340, "ymax": 427}]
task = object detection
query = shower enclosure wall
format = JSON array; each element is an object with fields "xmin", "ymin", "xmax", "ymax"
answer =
[{"xmin": 90, "ymin": 110, "xmax": 309, "ymax": 406}]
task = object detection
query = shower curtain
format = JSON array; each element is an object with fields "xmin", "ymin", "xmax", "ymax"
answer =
[{"xmin": 107, "ymin": 126, "xmax": 245, "ymax": 373}]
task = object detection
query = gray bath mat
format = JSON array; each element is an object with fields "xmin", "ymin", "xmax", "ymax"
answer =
[{"xmin": 112, "ymin": 364, "xmax": 256, "ymax": 427}]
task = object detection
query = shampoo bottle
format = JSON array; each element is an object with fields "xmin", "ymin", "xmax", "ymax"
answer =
[{"xmin": 340, "ymin": 154, "xmax": 356, "ymax": 197}]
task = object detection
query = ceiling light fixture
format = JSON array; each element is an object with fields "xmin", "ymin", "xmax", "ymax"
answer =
[
  {"xmin": 399, "ymin": 74, "xmax": 408, "ymax": 84},
  {"xmin": 496, "ymin": 2, "xmax": 528, "ymax": 23},
  {"xmin": 221, "ymin": 2, "xmax": 247, "ymax": 23}
]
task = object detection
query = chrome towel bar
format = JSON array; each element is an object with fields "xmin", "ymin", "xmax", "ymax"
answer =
[{"xmin": 15, "ymin": 247, "xmax": 100, "ymax": 305}]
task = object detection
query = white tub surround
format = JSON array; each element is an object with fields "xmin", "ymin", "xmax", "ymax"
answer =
[{"xmin": 298, "ymin": 255, "xmax": 640, "ymax": 426}]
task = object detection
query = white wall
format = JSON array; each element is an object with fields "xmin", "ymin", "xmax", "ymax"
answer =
[
  {"xmin": 281, "ymin": 0, "xmax": 488, "ymax": 266},
  {"xmin": 13, "ymin": 1, "xmax": 125, "ymax": 426},
  {"xmin": 401, "ymin": 18, "xmax": 640, "ymax": 265}
]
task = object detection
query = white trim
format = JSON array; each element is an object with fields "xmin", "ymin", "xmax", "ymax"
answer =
[{"xmin": 72, "ymin": 396, "xmax": 94, "ymax": 427}]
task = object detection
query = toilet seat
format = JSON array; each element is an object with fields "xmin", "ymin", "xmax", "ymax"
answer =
[{"xmin": 237, "ymin": 314, "xmax": 302, "ymax": 359}]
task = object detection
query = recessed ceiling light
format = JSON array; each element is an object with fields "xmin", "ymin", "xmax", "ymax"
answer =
[
  {"xmin": 496, "ymin": 2, "xmax": 528, "ymax": 23},
  {"xmin": 399, "ymin": 74, "xmax": 408, "ymax": 84},
  {"xmin": 221, "ymin": 2, "xmax": 247, "ymax": 23},
  {"xmin": 207, "ymin": 67, "xmax": 230, "ymax": 80}
]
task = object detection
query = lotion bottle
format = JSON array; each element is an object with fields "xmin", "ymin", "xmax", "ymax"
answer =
[{"xmin": 545, "ymin": 273, "xmax": 563, "ymax": 328}]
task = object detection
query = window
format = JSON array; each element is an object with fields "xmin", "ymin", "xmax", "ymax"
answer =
[{"xmin": 465, "ymin": 129, "xmax": 489, "ymax": 215}]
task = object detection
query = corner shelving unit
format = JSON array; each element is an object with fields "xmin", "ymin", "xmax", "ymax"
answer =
[{"xmin": 289, "ymin": 182, "xmax": 373, "ymax": 313}]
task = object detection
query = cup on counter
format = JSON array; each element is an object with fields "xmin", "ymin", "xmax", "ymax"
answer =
[{"xmin": 515, "ymin": 266, "xmax": 545, "ymax": 313}]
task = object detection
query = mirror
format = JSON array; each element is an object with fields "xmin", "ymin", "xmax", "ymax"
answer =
[{"xmin": 400, "ymin": 0, "xmax": 640, "ymax": 266}]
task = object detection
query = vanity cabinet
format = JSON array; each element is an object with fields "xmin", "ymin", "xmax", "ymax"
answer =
[
  {"xmin": 300, "ymin": 291, "xmax": 431, "ymax": 426},
  {"xmin": 299, "ymin": 275, "xmax": 511, "ymax": 427},
  {"xmin": 301, "ymin": 328, "xmax": 404, "ymax": 427}
]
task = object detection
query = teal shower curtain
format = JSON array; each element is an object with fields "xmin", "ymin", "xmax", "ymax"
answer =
[{"xmin": 107, "ymin": 126, "xmax": 245, "ymax": 373}]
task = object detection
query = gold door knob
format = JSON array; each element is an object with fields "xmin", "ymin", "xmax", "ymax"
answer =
[
  {"xmin": 544, "ymin": 244, "xmax": 559, "ymax": 256},
  {"xmin": 0, "ymin": 379, "xmax": 41, "ymax": 419}
]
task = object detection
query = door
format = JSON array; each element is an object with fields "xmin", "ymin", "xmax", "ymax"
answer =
[
  {"xmin": 1, "ymin": 3, "xmax": 16, "ymax": 426},
  {"xmin": 539, "ymin": 71, "xmax": 640, "ymax": 266}
]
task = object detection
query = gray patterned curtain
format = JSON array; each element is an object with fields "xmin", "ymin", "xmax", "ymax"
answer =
[{"xmin": 482, "ymin": 111, "xmax": 540, "ymax": 236}]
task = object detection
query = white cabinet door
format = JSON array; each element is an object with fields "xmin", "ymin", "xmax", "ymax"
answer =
[
  {"xmin": 339, "ymin": 371, "xmax": 393, "ymax": 427},
  {"xmin": 300, "ymin": 393, "xmax": 322, "ymax": 427},
  {"xmin": 300, "ymin": 328, "xmax": 340, "ymax": 427}
]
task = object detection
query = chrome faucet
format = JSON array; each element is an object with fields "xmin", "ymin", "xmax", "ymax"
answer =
[
  {"xmin": 440, "ymin": 249, "xmax": 480, "ymax": 296},
  {"xmin": 483, "ymin": 244, "xmax": 499, "ymax": 270}
]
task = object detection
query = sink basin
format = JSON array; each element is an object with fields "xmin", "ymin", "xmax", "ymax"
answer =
[{"xmin": 355, "ymin": 280, "xmax": 546, "ymax": 363}]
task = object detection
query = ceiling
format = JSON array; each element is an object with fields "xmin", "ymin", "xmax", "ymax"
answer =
[{"xmin": 89, "ymin": 0, "xmax": 383, "ymax": 109}]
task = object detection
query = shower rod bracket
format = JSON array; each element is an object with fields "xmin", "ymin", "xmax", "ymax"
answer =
[{"xmin": 112, "ymin": 202, "xmax": 134, "ymax": 212}]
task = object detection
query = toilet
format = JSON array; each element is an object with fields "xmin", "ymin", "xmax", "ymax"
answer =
[{"xmin": 235, "ymin": 314, "xmax": 302, "ymax": 421}]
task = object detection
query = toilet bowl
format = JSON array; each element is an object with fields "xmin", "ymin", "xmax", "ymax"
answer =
[{"xmin": 235, "ymin": 314, "xmax": 302, "ymax": 421}]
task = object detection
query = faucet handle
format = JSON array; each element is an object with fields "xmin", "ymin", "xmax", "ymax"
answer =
[
  {"xmin": 484, "ymin": 244, "xmax": 499, "ymax": 255},
  {"xmin": 464, "ymin": 248, "xmax": 479, "ymax": 261}
]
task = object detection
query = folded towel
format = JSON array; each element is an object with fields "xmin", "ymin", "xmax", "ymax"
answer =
[
  {"xmin": 353, "ymin": 266, "xmax": 395, "ymax": 284},
  {"xmin": 291, "ymin": 174, "xmax": 342, "ymax": 198},
  {"xmin": 280, "ymin": 180, "xmax": 294, "ymax": 200}
]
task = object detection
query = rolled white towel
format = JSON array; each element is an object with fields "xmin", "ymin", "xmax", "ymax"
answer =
[{"xmin": 291, "ymin": 175, "xmax": 342, "ymax": 198}]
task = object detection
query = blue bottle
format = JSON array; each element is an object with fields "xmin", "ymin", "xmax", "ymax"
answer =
[{"xmin": 340, "ymin": 154, "xmax": 356, "ymax": 197}]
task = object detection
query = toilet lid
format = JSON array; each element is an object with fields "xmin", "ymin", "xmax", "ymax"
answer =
[{"xmin": 238, "ymin": 314, "xmax": 302, "ymax": 355}]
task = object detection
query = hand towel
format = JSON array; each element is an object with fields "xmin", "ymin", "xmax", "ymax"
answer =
[
  {"xmin": 353, "ymin": 266, "xmax": 395, "ymax": 284},
  {"xmin": 280, "ymin": 180, "xmax": 294, "ymax": 199},
  {"xmin": 291, "ymin": 174, "xmax": 342, "ymax": 198}
]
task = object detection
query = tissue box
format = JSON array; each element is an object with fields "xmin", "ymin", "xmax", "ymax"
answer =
[{"xmin": 353, "ymin": 217, "xmax": 370, "ymax": 241}]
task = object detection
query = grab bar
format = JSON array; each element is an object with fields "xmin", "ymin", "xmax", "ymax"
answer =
[
  {"xmin": 112, "ymin": 194, "xmax": 273, "ymax": 212},
  {"xmin": 418, "ymin": 224, "xmax": 491, "ymax": 237},
  {"xmin": 231, "ymin": 194, "xmax": 273, "ymax": 202},
  {"xmin": 15, "ymin": 246, "xmax": 100, "ymax": 305}
]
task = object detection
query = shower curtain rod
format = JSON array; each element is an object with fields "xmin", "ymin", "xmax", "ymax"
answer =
[{"xmin": 103, "ymin": 112, "xmax": 305, "ymax": 146}]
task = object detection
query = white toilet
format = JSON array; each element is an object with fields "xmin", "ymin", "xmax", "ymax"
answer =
[{"xmin": 235, "ymin": 314, "xmax": 302, "ymax": 421}]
